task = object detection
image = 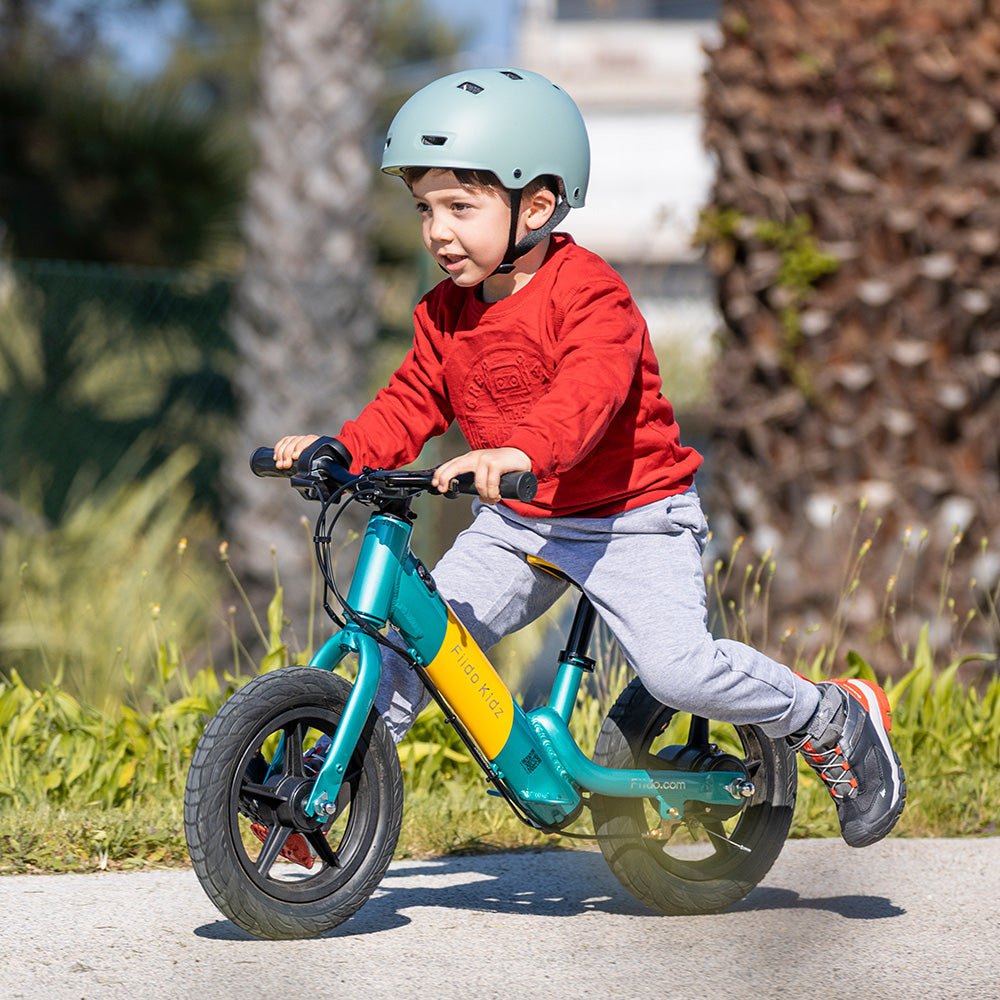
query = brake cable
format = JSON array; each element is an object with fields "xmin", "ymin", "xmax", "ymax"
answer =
[{"xmin": 313, "ymin": 478, "xmax": 422, "ymax": 663}]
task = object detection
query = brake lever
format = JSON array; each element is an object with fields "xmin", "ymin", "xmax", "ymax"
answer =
[
  {"xmin": 290, "ymin": 457, "xmax": 350, "ymax": 503},
  {"xmin": 289, "ymin": 471, "xmax": 325, "ymax": 502}
]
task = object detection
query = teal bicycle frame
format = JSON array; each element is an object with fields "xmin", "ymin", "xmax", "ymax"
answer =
[{"xmin": 301, "ymin": 506, "xmax": 753, "ymax": 830}]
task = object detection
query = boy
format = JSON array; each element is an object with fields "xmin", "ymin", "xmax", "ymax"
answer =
[{"xmin": 274, "ymin": 67, "xmax": 905, "ymax": 848}]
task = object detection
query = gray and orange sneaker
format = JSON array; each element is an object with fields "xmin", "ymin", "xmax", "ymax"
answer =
[{"xmin": 789, "ymin": 679, "xmax": 906, "ymax": 847}]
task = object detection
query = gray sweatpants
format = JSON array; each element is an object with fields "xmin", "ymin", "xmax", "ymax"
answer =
[{"xmin": 374, "ymin": 487, "xmax": 820, "ymax": 743}]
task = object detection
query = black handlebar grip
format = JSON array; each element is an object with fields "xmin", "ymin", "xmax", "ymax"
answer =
[
  {"xmin": 250, "ymin": 437, "xmax": 351, "ymax": 480},
  {"xmin": 448, "ymin": 471, "xmax": 538, "ymax": 502},
  {"xmin": 249, "ymin": 447, "xmax": 291, "ymax": 478},
  {"xmin": 501, "ymin": 471, "xmax": 538, "ymax": 502}
]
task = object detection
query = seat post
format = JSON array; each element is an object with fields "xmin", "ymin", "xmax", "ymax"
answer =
[
  {"xmin": 547, "ymin": 594, "xmax": 598, "ymax": 721},
  {"xmin": 564, "ymin": 594, "xmax": 598, "ymax": 660}
]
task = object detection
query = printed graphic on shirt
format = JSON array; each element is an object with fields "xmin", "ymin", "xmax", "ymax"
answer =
[{"xmin": 459, "ymin": 346, "xmax": 549, "ymax": 450}]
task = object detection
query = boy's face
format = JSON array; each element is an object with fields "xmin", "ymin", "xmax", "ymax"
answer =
[{"xmin": 410, "ymin": 170, "xmax": 514, "ymax": 289}]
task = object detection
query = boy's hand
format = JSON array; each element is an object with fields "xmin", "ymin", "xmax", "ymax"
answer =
[
  {"xmin": 432, "ymin": 448, "xmax": 532, "ymax": 505},
  {"xmin": 273, "ymin": 434, "xmax": 320, "ymax": 470}
]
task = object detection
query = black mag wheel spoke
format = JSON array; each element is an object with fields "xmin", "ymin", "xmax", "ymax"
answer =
[
  {"xmin": 240, "ymin": 781, "xmax": 283, "ymax": 804},
  {"xmin": 282, "ymin": 722, "xmax": 306, "ymax": 777},
  {"xmin": 255, "ymin": 825, "xmax": 293, "ymax": 875},
  {"xmin": 305, "ymin": 829, "xmax": 341, "ymax": 868}
]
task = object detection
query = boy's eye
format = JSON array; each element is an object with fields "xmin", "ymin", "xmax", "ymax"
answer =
[{"xmin": 415, "ymin": 201, "xmax": 430, "ymax": 213}]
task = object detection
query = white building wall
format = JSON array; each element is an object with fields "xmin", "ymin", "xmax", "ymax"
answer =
[{"xmin": 514, "ymin": 0, "xmax": 721, "ymax": 359}]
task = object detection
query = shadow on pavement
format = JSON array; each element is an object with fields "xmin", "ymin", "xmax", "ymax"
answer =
[
  {"xmin": 732, "ymin": 886, "xmax": 906, "ymax": 919},
  {"xmin": 193, "ymin": 847, "xmax": 904, "ymax": 941}
]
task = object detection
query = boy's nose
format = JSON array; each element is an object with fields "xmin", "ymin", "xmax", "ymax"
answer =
[{"xmin": 426, "ymin": 213, "xmax": 452, "ymax": 244}]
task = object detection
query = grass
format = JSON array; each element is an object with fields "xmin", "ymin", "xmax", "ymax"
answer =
[
  {"xmin": 3, "ymin": 636, "xmax": 997, "ymax": 874},
  {"xmin": 0, "ymin": 445, "xmax": 224, "ymax": 706},
  {"xmin": 1, "ymin": 487, "xmax": 998, "ymax": 874}
]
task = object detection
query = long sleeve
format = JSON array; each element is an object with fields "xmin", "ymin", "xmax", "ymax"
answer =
[
  {"xmin": 501, "ymin": 277, "xmax": 644, "ymax": 480},
  {"xmin": 336, "ymin": 312, "xmax": 454, "ymax": 472}
]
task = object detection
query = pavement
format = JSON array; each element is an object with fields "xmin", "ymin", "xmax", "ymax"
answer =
[{"xmin": 0, "ymin": 838, "xmax": 998, "ymax": 1000}]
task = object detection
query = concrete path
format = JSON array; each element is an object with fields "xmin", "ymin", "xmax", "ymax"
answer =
[{"xmin": 1, "ymin": 838, "xmax": 997, "ymax": 1000}]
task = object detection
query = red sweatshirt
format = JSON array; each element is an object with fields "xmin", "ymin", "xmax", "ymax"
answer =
[{"xmin": 337, "ymin": 234, "xmax": 702, "ymax": 518}]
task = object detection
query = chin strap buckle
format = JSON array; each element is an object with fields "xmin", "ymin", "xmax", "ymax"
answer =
[{"xmin": 492, "ymin": 193, "xmax": 571, "ymax": 275}]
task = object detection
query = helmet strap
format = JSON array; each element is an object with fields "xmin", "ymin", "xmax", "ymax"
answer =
[{"xmin": 492, "ymin": 190, "xmax": 571, "ymax": 275}]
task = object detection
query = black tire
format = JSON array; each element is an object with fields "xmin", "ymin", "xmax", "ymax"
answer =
[
  {"xmin": 591, "ymin": 676, "xmax": 796, "ymax": 915},
  {"xmin": 184, "ymin": 666, "xmax": 403, "ymax": 939}
]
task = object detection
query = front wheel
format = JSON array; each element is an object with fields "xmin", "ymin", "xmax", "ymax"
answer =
[
  {"xmin": 184, "ymin": 667, "xmax": 403, "ymax": 939},
  {"xmin": 591, "ymin": 677, "xmax": 796, "ymax": 915}
]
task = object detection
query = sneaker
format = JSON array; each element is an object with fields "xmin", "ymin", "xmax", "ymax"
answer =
[
  {"xmin": 305, "ymin": 734, "xmax": 332, "ymax": 774},
  {"xmin": 789, "ymin": 678, "xmax": 906, "ymax": 848}
]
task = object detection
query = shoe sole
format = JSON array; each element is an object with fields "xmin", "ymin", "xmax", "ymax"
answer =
[{"xmin": 829, "ymin": 678, "xmax": 906, "ymax": 816}]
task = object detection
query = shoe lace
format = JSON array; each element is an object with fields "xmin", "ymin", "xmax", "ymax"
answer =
[{"xmin": 795, "ymin": 738, "xmax": 859, "ymax": 800}]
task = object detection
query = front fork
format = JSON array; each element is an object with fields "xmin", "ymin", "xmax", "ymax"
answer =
[{"xmin": 302, "ymin": 626, "xmax": 383, "ymax": 819}]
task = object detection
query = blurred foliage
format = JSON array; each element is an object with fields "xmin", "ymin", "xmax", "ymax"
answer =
[
  {"xmin": 157, "ymin": 0, "xmax": 465, "ymax": 125},
  {"xmin": 0, "ymin": 1, "xmax": 463, "ymax": 522},
  {"xmin": 0, "ymin": 260, "xmax": 235, "ymax": 521},
  {"xmin": 0, "ymin": 1, "xmax": 166, "ymax": 69},
  {"xmin": 0, "ymin": 0, "xmax": 462, "ymax": 272},
  {"xmin": 157, "ymin": 0, "xmax": 261, "ymax": 132},
  {"xmin": 0, "ymin": 60, "xmax": 247, "ymax": 268},
  {"xmin": 0, "ymin": 446, "xmax": 224, "ymax": 700}
]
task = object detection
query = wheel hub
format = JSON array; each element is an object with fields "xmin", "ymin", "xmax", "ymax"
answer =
[
  {"xmin": 268, "ymin": 774, "xmax": 324, "ymax": 832},
  {"xmin": 650, "ymin": 744, "xmax": 751, "ymax": 821}
]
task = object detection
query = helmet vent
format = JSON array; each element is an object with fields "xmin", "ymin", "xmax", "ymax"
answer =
[
  {"xmin": 457, "ymin": 81, "xmax": 484, "ymax": 94},
  {"xmin": 500, "ymin": 71, "xmax": 523, "ymax": 80},
  {"xmin": 421, "ymin": 134, "xmax": 449, "ymax": 146}
]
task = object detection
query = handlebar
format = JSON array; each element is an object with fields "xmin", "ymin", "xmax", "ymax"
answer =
[
  {"xmin": 443, "ymin": 470, "xmax": 538, "ymax": 503},
  {"xmin": 248, "ymin": 448, "xmax": 538, "ymax": 504},
  {"xmin": 248, "ymin": 447, "xmax": 291, "ymax": 478}
]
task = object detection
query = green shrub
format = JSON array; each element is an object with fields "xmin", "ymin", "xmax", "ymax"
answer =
[{"xmin": 0, "ymin": 447, "xmax": 223, "ymax": 704}]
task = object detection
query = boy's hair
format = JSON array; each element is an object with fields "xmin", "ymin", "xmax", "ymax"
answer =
[{"xmin": 402, "ymin": 166, "xmax": 559, "ymax": 201}]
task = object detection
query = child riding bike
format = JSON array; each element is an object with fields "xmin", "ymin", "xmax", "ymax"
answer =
[{"xmin": 273, "ymin": 67, "xmax": 905, "ymax": 852}]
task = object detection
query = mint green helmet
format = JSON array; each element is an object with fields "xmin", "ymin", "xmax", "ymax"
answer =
[{"xmin": 381, "ymin": 68, "xmax": 590, "ymax": 208}]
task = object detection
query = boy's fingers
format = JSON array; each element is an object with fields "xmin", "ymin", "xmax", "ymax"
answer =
[
  {"xmin": 478, "ymin": 465, "xmax": 501, "ymax": 505},
  {"xmin": 273, "ymin": 434, "xmax": 319, "ymax": 469},
  {"xmin": 431, "ymin": 466, "xmax": 452, "ymax": 492}
]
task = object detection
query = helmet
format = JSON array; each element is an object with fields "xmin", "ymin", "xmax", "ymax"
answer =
[{"xmin": 381, "ymin": 67, "xmax": 590, "ymax": 208}]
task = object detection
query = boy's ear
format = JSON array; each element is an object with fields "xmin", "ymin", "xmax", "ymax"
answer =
[{"xmin": 523, "ymin": 187, "xmax": 557, "ymax": 232}]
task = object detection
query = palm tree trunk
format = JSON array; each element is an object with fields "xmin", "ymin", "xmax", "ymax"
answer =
[{"xmin": 700, "ymin": 0, "xmax": 1000, "ymax": 672}]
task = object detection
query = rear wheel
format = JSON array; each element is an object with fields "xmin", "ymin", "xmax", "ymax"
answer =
[
  {"xmin": 184, "ymin": 667, "xmax": 403, "ymax": 939},
  {"xmin": 591, "ymin": 677, "xmax": 796, "ymax": 915}
]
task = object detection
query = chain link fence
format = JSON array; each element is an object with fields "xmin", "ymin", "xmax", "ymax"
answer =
[{"xmin": 0, "ymin": 258, "xmax": 236, "ymax": 523}]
